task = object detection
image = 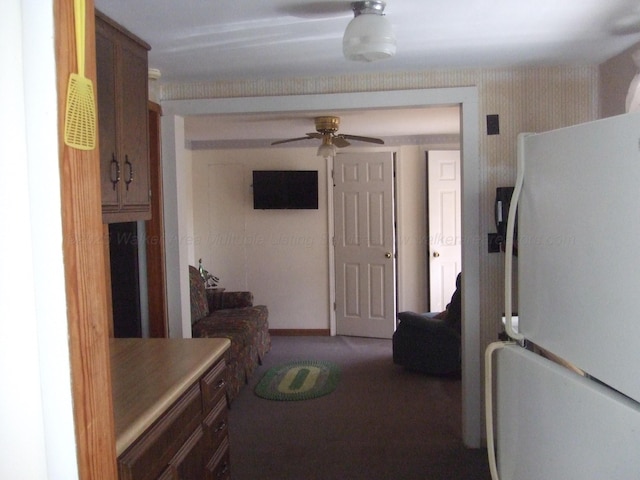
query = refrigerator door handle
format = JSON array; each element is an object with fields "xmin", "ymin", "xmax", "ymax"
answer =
[{"xmin": 504, "ymin": 133, "xmax": 530, "ymax": 343}]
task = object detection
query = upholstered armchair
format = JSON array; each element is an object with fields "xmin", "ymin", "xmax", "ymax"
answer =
[
  {"xmin": 392, "ymin": 273, "xmax": 462, "ymax": 376},
  {"xmin": 392, "ymin": 311, "xmax": 461, "ymax": 375}
]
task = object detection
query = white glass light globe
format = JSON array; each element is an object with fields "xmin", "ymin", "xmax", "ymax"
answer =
[
  {"xmin": 317, "ymin": 143, "xmax": 337, "ymax": 158},
  {"xmin": 343, "ymin": 13, "xmax": 396, "ymax": 62}
]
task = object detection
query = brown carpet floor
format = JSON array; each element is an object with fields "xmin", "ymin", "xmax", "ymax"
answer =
[{"xmin": 227, "ymin": 335, "xmax": 491, "ymax": 480}]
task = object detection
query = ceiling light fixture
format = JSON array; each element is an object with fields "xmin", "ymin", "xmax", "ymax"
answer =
[
  {"xmin": 343, "ymin": 1, "xmax": 396, "ymax": 62},
  {"xmin": 317, "ymin": 135, "xmax": 337, "ymax": 158}
]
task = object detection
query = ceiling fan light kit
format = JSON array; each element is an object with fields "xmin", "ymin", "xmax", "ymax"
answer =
[
  {"xmin": 343, "ymin": 1, "xmax": 396, "ymax": 62},
  {"xmin": 271, "ymin": 116, "xmax": 384, "ymax": 157},
  {"xmin": 317, "ymin": 136, "xmax": 337, "ymax": 158}
]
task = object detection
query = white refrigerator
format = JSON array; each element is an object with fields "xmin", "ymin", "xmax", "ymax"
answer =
[{"xmin": 486, "ymin": 112, "xmax": 640, "ymax": 479}]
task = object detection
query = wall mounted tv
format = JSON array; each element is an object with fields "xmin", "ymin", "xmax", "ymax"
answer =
[{"xmin": 252, "ymin": 170, "xmax": 319, "ymax": 210}]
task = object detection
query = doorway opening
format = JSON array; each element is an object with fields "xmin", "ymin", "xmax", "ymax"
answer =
[{"xmin": 162, "ymin": 86, "xmax": 481, "ymax": 447}]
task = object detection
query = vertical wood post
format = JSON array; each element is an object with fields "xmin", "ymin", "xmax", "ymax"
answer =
[{"xmin": 55, "ymin": 0, "xmax": 118, "ymax": 477}]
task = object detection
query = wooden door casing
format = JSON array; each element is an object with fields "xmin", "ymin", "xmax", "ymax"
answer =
[{"xmin": 55, "ymin": 0, "xmax": 119, "ymax": 477}]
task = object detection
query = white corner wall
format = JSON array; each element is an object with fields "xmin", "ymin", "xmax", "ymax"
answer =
[
  {"xmin": 395, "ymin": 145, "xmax": 430, "ymax": 313},
  {"xmin": 1, "ymin": 0, "xmax": 78, "ymax": 478}
]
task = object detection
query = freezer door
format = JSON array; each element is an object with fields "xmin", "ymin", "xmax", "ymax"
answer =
[
  {"xmin": 495, "ymin": 345, "xmax": 640, "ymax": 480},
  {"xmin": 519, "ymin": 112, "xmax": 640, "ymax": 403}
]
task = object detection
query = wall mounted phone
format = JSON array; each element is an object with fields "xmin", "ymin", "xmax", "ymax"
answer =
[{"xmin": 495, "ymin": 186, "xmax": 517, "ymax": 249}]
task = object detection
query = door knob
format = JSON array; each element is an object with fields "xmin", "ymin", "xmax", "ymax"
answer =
[
  {"xmin": 433, "ymin": 251, "xmax": 440, "ymax": 258},
  {"xmin": 385, "ymin": 252, "xmax": 392, "ymax": 259}
]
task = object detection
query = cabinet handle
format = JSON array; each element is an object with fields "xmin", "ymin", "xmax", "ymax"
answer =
[
  {"xmin": 110, "ymin": 154, "xmax": 120, "ymax": 190},
  {"xmin": 124, "ymin": 155, "xmax": 134, "ymax": 190},
  {"xmin": 214, "ymin": 420, "xmax": 227, "ymax": 433},
  {"xmin": 216, "ymin": 379, "xmax": 226, "ymax": 390}
]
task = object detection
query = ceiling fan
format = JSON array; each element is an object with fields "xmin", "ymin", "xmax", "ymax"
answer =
[{"xmin": 271, "ymin": 116, "xmax": 384, "ymax": 158}]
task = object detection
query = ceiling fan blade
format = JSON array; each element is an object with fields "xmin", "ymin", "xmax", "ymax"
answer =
[
  {"xmin": 306, "ymin": 132, "xmax": 323, "ymax": 139},
  {"xmin": 271, "ymin": 135, "xmax": 314, "ymax": 145},
  {"xmin": 340, "ymin": 134, "xmax": 385, "ymax": 145},
  {"xmin": 333, "ymin": 136, "xmax": 351, "ymax": 148}
]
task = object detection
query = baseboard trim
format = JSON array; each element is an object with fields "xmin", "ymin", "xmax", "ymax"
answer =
[{"xmin": 269, "ymin": 329, "xmax": 330, "ymax": 336}]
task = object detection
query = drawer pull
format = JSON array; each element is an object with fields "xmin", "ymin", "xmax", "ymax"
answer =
[
  {"xmin": 214, "ymin": 420, "xmax": 227, "ymax": 433},
  {"xmin": 216, "ymin": 379, "xmax": 226, "ymax": 389}
]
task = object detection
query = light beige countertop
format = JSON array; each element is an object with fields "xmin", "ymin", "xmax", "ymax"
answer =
[{"xmin": 110, "ymin": 337, "xmax": 230, "ymax": 456}]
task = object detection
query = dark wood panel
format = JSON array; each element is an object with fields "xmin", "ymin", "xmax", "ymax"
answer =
[
  {"xmin": 95, "ymin": 21, "xmax": 119, "ymax": 208},
  {"xmin": 146, "ymin": 102, "xmax": 168, "ymax": 338}
]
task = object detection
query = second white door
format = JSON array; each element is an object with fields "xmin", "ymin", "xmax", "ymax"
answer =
[
  {"xmin": 428, "ymin": 150, "xmax": 462, "ymax": 312},
  {"xmin": 334, "ymin": 152, "xmax": 396, "ymax": 339}
]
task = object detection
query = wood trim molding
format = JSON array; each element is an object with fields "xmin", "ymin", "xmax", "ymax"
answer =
[
  {"xmin": 147, "ymin": 101, "xmax": 169, "ymax": 337},
  {"xmin": 55, "ymin": 0, "xmax": 118, "ymax": 477}
]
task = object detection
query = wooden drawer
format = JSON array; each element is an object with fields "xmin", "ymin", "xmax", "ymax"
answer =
[
  {"xmin": 118, "ymin": 384, "xmax": 202, "ymax": 480},
  {"xmin": 206, "ymin": 437, "xmax": 230, "ymax": 480},
  {"xmin": 203, "ymin": 395, "xmax": 229, "ymax": 452},
  {"xmin": 158, "ymin": 425, "xmax": 208, "ymax": 479},
  {"xmin": 200, "ymin": 358, "xmax": 227, "ymax": 411}
]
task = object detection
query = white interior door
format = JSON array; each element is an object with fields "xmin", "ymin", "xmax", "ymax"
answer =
[
  {"xmin": 428, "ymin": 150, "xmax": 461, "ymax": 312},
  {"xmin": 334, "ymin": 152, "xmax": 395, "ymax": 338}
]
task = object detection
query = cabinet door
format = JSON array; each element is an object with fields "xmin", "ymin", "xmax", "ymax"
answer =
[
  {"xmin": 95, "ymin": 23, "xmax": 120, "ymax": 210},
  {"xmin": 119, "ymin": 37, "xmax": 150, "ymax": 214}
]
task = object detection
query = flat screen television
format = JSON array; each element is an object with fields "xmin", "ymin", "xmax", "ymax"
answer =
[{"xmin": 252, "ymin": 170, "xmax": 318, "ymax": 210}]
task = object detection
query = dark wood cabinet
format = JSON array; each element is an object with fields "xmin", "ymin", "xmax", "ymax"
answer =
[
  {"xmin": 96, "ymin": 12, "xmax": 151, "ymax": 223},
  {"xmin": 115, "ymin": 343, "xmax": 230, "ymax": 480}
]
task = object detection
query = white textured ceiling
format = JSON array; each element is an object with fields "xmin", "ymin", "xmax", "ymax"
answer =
[
  {"xmin": 94, "ymin": 0, "xmax": 640, "ymax": 143},
  {"xmin": 95, "ymin": 0, "xmax": 640, "ymax": 83}
]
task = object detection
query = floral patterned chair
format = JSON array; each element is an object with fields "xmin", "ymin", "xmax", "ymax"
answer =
[{"xmin": 189, "ymin": 265, "xmax": 270, "ymax": 403}]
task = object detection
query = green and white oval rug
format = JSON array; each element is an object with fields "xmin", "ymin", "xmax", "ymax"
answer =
[{"xmin": 254, "ymin": 360, "xmax": 340, "ymax": 401}]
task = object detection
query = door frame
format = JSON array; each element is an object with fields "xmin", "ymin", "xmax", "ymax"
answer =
[
  {"xmin": 162, "ymin": 87, "xmax": 481, "ymax": 448},
  {"xmin": 146, "ymin": 101, "xmax": 169, "ymax": 337}
]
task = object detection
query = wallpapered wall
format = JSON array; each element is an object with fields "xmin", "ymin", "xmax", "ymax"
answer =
[
  {"xmin": 159, "ymin": 65, "xmax": 600, "ymax": 366},
  {"xmin": 599, "ymin": 41, "xmax": 640, "ymax": 117}
]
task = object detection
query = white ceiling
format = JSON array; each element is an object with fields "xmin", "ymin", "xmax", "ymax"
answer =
[
  {"xmin": 184, "ymin": 106, "xmax": 461, "ymax": 148},
  {"xmin": 94, "ymin": 0, "xmax": 640, "ymax": 144}
]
